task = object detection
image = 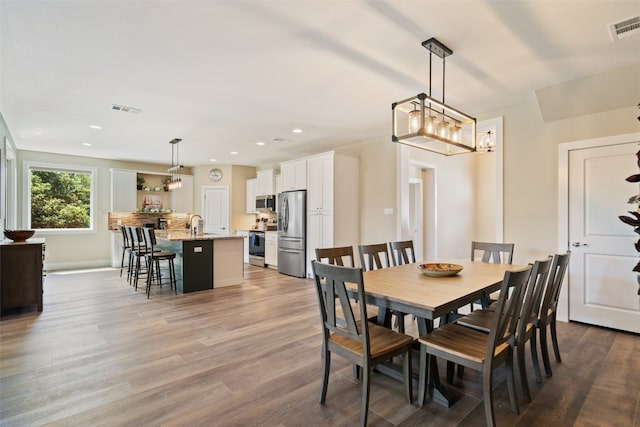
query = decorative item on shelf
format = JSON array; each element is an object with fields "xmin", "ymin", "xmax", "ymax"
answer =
[
  {"xmin": 392, "ymin": 38, "xmax": 477, "ymax": 155},
  {"xmin": 167, "ymin": 138, "xmax": 183, "ymax": 190},
  {"xmin": 618, "ymin": 148, "xmax": 640, "ymax": 295},
  {"xmin": 162, "ymin": 177, "xmax": 171, "ymax": 191},
  {"xmin": 137, "ymin": 175, "xmax": 145, "ymax": 190}
]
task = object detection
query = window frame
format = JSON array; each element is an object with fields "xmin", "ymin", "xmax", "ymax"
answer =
[{"xmin": 23, "ymin": 161, "xmax": 98, "ymax": 234}]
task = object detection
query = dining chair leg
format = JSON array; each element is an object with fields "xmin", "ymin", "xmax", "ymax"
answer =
[
  {"xmin": 530, "ymin": 330, "xmax": 543, "ymax": 383},
  {"xmin": 550, "ymin": 315, "xmax": 562, "ymax": 362},
  {"xmin": 539, "ymin": 325, "xmax": 553, "ymax": 377},
  {"xmin": 506, "ymin": 350, "xmax": 519, "ymax": 414},
  {"xmin": 319, "ymin": 348, "xmax": 330, "ymax": 403},
  {"xmin": 360, "ymin": 365, "xmax": 371, "ymax": 427},
  {"xmin": 517, "ymin": 342, "xmax": 531, "ymax": 402},
  {"xmin": 482, "ymin": 364, "xmax": 496, "ymax": 427}
]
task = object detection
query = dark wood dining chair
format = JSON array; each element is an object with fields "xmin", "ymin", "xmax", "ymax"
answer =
[
  {"xmin": 358, "ymin": 243, "xmax": 391, "ymax": 272},
  {"xmin": 315, "ymin": 246, "xmax": 355, "ymax": 267},
  {"xmin": 457, "ymin": 257, "xmax": 552, "ymax": 402},
  {"xmin": 389, "ymin": 240, "xmax": 416, "ymax": 266},
  {"xmin": 142, "ymin": 227, "xmax": 177, "ymax": 298},
  {"xmin": 418, "ymin": 265, "xmax": 532, "ymax": 427},
  {"xmin": 358, "ymin": 243, "xmax": 394, "ymax": 329},
  {"xmin": 530, "ymin": 252, "xmax": 571, "ymax": 381},
  {"xmin": 470, "ymin": 241, "xmax": 515, "ymax": 310},
  {"xmin": 311, "ymin": 261, "xmax": 413, "ymax": 427}
]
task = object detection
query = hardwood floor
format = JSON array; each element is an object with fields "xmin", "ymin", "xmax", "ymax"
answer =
[{"xmin": 1, "ymin": 265, "xmax": 638, "ymax": 426}]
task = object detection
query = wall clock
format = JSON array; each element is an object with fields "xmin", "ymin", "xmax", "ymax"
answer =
[{"xmin": 208, "ymin": 168, "xmax": 223, "ymax": 182}]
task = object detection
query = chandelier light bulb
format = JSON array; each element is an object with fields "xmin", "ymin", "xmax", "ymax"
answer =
[{"xmin": 408, "ymin": 110, "xmax": 421, "ymax": 133}]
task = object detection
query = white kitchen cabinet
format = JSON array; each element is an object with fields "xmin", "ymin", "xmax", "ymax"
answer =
[
  {"xmin": 265, "ymin": 231, "xmax": 278, "ymax": 267},
  {"xmin": 236, "ymin": 230, "xmax": 250, "ymax": 263},
  {"xmin": 256, "ymin": 169, "xmax": 276, "ymax": 196},
  {"xmin": 280, "ymin": 159, "xmax": 307, "ymax": 191},
  {"xmin": 246, "ymin": 178, "xmax": 257, "ymax": 213},
  {"xmin": 307, "ymin": 153, "xmax": 334, "ymax": 212},
  {"xmin": 110, "ymin": 169, "xmax": 137, "ymax": 212},
  {"xmin": 306, "ymin": 151, "xmax": 359, "ymax": 277},
  {"xmin": 170, "ymin": 174, "xmax": 193, "ymax": 213}
]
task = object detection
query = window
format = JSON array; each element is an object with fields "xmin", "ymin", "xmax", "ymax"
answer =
[{"xmin": 24, "ymin": 162, "xmax": 97, "ymax": 232}]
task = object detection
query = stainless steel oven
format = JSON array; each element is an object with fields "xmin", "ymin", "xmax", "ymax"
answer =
[{"xmin": 248, "ymin": 230, "xmax": 265, "ymax": 267}]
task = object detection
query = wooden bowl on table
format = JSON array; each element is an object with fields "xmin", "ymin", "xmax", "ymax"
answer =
[
  {"xmin": 4, "ymin": 230, "xmax": 35, "ymax": 242},
  {"xmin": 417, "ymin": 263, "xmax": 463, "ymax": 277}
]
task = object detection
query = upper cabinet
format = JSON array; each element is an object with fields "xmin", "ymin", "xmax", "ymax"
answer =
[
  {"xmin": 256, "ymin": 169, "xmax": 276, "ymax": 196},
  {"xmin": 110, "ymin": 169, "xmax": 136, "ymax": 212},
  {"xmin": 246, "ymin": 178, "xmax": 257, "ymax": 214},
  {"xmin": 280, "ymin": 159, "xmax": 307, "ymax": 191},
  {"xmin": 307, "ymin": 153, "xmax": 334, "ymax": 212}
]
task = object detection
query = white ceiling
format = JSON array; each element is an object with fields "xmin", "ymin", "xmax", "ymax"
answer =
[{"xmin": 1, "ymin": 0, "xmax": 639, "ymax": 167}]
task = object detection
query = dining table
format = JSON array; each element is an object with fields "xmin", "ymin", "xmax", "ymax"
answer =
[{"xmin": 358, "ymin": 259, "xmax": 527, "ymax": 407}]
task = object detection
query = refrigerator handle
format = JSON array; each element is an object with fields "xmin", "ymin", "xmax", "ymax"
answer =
[{"xmin": 284, "ymin": 197, "xmax": 289, "ymax": 232}]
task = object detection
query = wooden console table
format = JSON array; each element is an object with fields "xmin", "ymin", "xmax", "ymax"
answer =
[{"xmin": 0, "ymin": 238, "xmax": 45, "ymax": 316}]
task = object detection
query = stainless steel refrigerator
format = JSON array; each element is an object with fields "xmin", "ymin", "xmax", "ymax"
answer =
[{"xmin": 277, "ymin": 190, "xmax": 306, "ymax": 278}]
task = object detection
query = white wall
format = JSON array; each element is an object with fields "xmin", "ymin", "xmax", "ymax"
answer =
[{"xmin": 478, "ymin": 102, "xmax": 639, "ymax": 264}]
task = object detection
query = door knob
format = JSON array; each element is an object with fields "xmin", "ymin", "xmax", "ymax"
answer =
[{"xmin": 572, "ymin": 242, "xmax": 588, "ymax": 247}]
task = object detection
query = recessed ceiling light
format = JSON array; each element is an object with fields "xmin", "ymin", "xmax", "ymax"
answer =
[
  {"xmin": 256, "ymin": 141, "xmax": 265, "ymax": 146},
  {"xmin": 82, "ymin": 142, "xmax": 92, "ymax": 146},
  {"xmin": 89, "ymin": 125, "xmax": 102, "ymax": 130},
  {"xmin": 209, "ymin": 158, "xmax": 217, "ymax": 162},
  {"xmin": 230, "ymin": 151, "xmax": 238, "ymax": 155},
  {"xmin": 292, "ymin": 128, "xmax": 303, "ymax": 134}
]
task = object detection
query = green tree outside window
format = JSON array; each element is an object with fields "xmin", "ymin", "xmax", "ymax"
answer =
[{"xmin": 30, "ymin": 169, "xmax": 91, "ymax": 229}]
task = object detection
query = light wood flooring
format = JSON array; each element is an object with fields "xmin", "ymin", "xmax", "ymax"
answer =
[{"xmin": 1, "ymin": 265, "xmax": 638, "ymax": 426}]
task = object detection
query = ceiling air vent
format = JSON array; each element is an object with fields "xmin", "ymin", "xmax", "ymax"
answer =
[
  {"xmin": 609, "ymin": 15, "xmax": 640, "ymax": 42},
  {"xmin": 111, "ymin": 104, "xmax": 141, "ymax": 114},
  {"xmin": 271, "ymin": 137, "xmax": 290, "ymax": 143}
]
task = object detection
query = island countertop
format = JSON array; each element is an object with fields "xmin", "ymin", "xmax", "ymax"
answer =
[{"xmin": 154, "ymin": 230, "xmax": 244, "ymax": 241}]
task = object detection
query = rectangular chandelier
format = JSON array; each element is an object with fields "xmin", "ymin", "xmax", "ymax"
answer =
[{"xmin": 392, "ymin": 38, "xmax": 477, "ymax": 155}]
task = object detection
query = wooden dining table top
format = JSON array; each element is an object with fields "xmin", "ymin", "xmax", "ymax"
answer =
[{"xmin": 359, "ymin": 260, "xmax": 528, "ymax": 321}]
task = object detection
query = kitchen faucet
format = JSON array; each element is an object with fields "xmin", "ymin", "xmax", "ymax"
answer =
[{"xmin": 189, "ymin": 214, "xmax": 203, "ymax": 234}]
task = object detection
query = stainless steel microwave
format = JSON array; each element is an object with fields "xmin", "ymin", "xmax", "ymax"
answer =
[{"xmin": 256, "ymin": 195, "xmax": 276, "ymax": 212}]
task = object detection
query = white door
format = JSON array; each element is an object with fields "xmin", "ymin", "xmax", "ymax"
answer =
[
  {"xmin": 202, "ymin": 186, "xmax": 229, "ymax": 235},
  {"xmin": 569, "ymin": 141, "xmax": 640, "ymax": 333}
]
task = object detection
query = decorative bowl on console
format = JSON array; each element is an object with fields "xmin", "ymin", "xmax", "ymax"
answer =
[{"xmin": 4, "ymin": 229, "xmax": 35, "ymax": 242}]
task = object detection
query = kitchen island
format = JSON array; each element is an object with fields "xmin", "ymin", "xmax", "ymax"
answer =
[{"xmin": 154, "ymin": 230, "xmax": 243, "ymax": 293}]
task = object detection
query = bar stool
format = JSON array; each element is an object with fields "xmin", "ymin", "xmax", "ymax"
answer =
[
  {"xmin": 127, "ymin": 226, "xmax": 150, "ymax": 289},
  {"xmin": 119, "ymin": 225, "xmax": 131, "ymax": 277},
  {"xmin": 142, "ymin": 227, "xmax": 177, "ymax": 298}
]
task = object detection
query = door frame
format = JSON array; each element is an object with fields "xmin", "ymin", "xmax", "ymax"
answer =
[{"xmin": 557, "ymin": 131, "xmax": 640, "ymax": 321}]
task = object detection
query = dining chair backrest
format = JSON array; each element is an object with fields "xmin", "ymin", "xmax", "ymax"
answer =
[
  {"xmin": 486, "ymin": 265, "xmax": 532, "ymax": 361},
  {"xmin": 471, "ymin": 241, "xmax": 514, "ymax": 264},
  {"xmin": 315, "ymin": 246, "xmax": 355, "ymax": 267},
  {"xmin": 389, "ymin": 240, "xmax": 416, "ymax": 266},
  {"xmin": 519, "ymin": 257, "xmax": 552, "ymax": 337},
  {"xmin": 311, "ymin": 260, "xmax": 369, "ymax": 352},
  {"xmin": 539, "ymin": 252, "xmax": 571, "ymax": 322},
  {"xmin": 358, "ymin": 243, "xmax": 391, "ymax": 272}
]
